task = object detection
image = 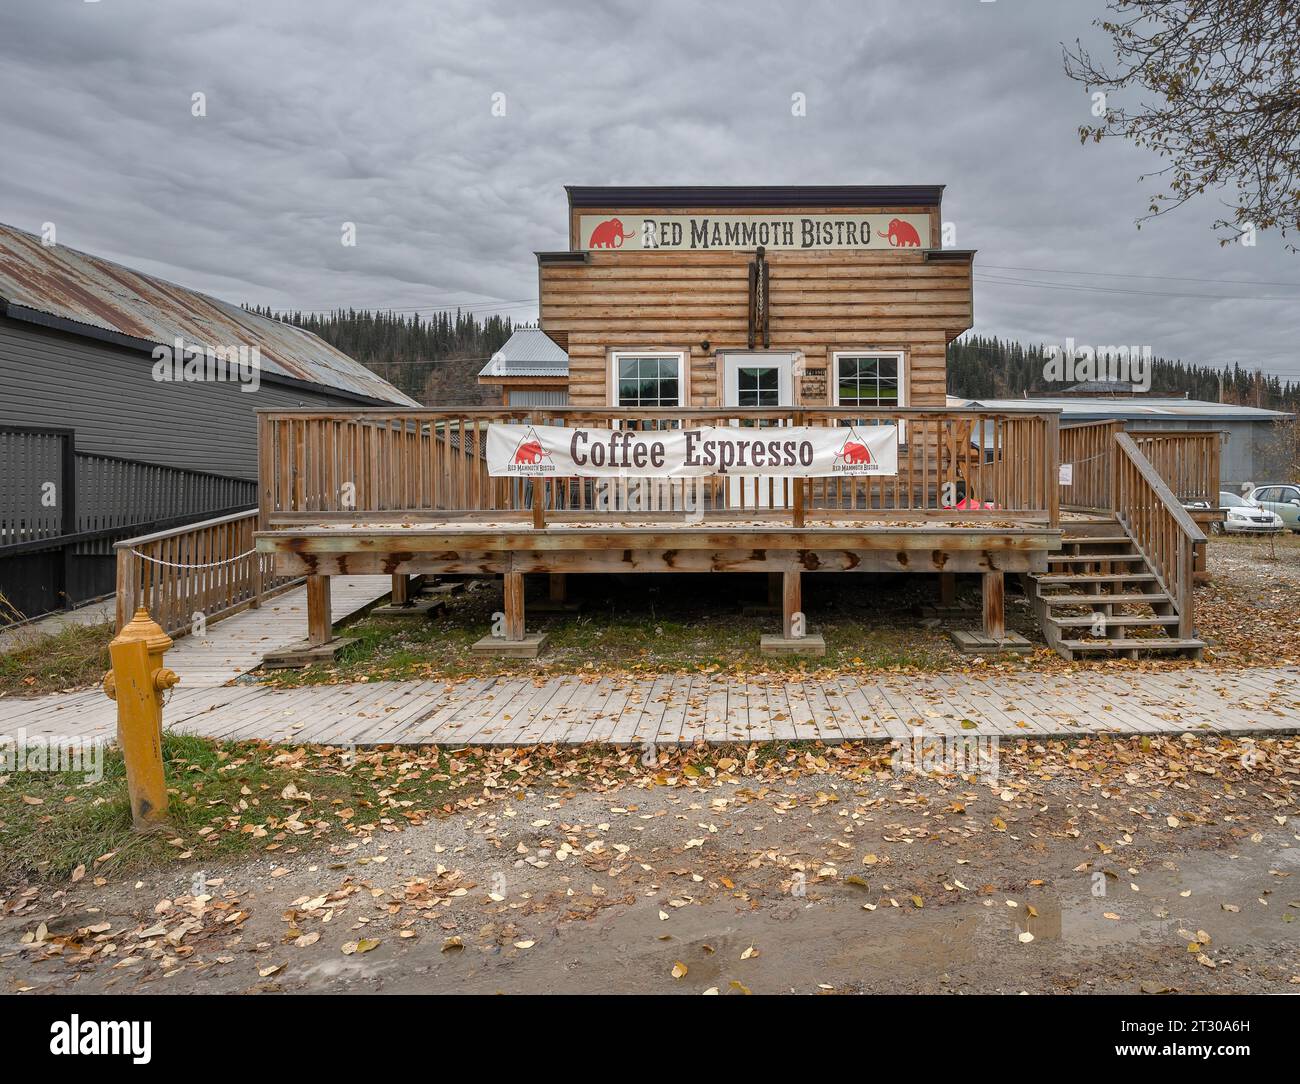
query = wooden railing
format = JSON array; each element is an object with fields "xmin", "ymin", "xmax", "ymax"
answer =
[
  {"xmin": 258, "ymin": 408, "xmax": 1060, "ymax": 524},
  {"xmin": 1129, "ymin": 430, "xmax": 1221, "ymax": 507},
  {"xmin": 1113, "ymin": 433, "xmax": 1206, "ymax": 639},
  {"xmin": 114, "ymin": 510, "xmax": 299, "ymax": 636},
  {"xmin": 1060, "ymin": 424, "xmax": 1221, "ymax": 512},
  {"xmin": 1059, "ymin": 421, "xmax": 1121, "ymax": 511}
]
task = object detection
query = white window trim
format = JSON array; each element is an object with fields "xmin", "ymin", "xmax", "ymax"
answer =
[
  {"xmin": 609, "ymin": 349, "xmax": 688, "ymax": 408},
  {"xmin": 832, "ymin": 349, "xmax": 908, "ymax": 439},
  {"xmin": 721, "ymin": 351, "xmax": 796, "ymax": 408},
  {"xmin": 830, "ymin": 350, "xmax": 907, "ymax": 410}
]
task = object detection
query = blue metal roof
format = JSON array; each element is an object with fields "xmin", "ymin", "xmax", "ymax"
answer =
[
  {"xmin": 953, "ymin": 396, "xmax": 1293, "ymax": 423},
  {"xmin": 479, "ymin": 329, "xmax": 569, "ymax": 378}
]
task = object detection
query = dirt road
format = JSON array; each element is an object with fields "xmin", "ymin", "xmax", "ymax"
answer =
[{"xmin": 4, "ymin": 737, "xmax": 1297, "ymax": 994}]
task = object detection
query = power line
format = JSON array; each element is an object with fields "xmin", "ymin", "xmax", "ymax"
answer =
[
  {"xmin": 974, "ymin": 273, "xmax": 1300, "ymax": 303},
  {"xmin": 279, "ymin": 298, "xmax": 540, "ymax": 315},
  {"xmin": 980, "ymin": 263, "xmax": 1300, "ymax": 291}
]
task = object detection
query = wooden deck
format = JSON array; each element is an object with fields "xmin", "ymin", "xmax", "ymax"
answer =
[
  {"xmin": 245, "ymin": 408, "xmax": 1218, "ymax": 659},
  {"xmin": 7, "ymin": 667, "xmax": 1299, "ymax": 746},
  {"xmin": 257, "ymin": 519, "xmax": 1062, "ymax": 577}
]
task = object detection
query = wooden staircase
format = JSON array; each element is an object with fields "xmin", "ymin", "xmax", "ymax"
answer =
[{"xmin": 1028, "ymin": 519, "xmax": 1205, "ymax": 660}]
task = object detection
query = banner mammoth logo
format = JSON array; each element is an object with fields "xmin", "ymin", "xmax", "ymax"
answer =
[
  {"xmin": 510, "ymin": 427, "xmax": 555, "ymax": 474},
  {"xmin": 832, "ymin": 427, "xmax": 885, "ymax": 474}
]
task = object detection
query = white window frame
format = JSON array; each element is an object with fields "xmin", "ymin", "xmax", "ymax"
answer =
[
  {"xmin": 830, "ymin": 350, "xmax": 907, "ymax": 411},
  {"xmin": 721, "ymin": 352, "xmax": 796, "ymax": 408},
  {"xmin": 610, "ymin": 350, "xmax": 688, "ymax": 408},
  {"xmin": 832, "ymin": 350, "xmax": 907, "ymax": 437}
]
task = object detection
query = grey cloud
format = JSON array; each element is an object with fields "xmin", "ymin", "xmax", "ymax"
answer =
[{"xmin": 0, "ymin": 0, "xmax": 1295, "ymax": 379}]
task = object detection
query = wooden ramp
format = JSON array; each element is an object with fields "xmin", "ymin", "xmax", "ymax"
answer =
[
  {"xmin": 146, "ymin": 575, "xmax": 391, "ymax": 688},
  {"xmin": 5, "ymin": 667, "xmax": 1298, "ymax": 747}
]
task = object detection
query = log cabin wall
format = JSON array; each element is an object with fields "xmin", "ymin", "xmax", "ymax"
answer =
[{"xmin": 539, "ymin": 189, "xmax": 973, "ymax": 410}]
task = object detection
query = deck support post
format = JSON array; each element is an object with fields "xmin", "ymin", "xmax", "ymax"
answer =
[
  {"xmin": 504, "ymin": 570, "xmax": 525, "ymax": 641},
  {"xmin": 306, "ymin": 574, "xmax": 332, "ymax": 647},
  {"xmin": 532, "ymin": 479, "xmax": 546, "ymax": 530},
  {"xmin": 782, "ymin": 570, "xmax": 801, "ymax": 639},
  {"xmin": 981, "ymin": 571, "xmax": 1005, "ymax": 641},
  {"xmin": 939, "ymin": 572, "xmax": 956, "ymax": 607},
  {"xmin": 761, "ymin": 569, "xmax": 824, "ymax": 655},
  {"xmin": 391, "ymin": 573, "xmax": 411, "ymax": 607},
  {"xmin": 473, "ymin": 569, "xmax": 548, "ymax": 657},
  {"xmin": 548, "ymin": 573, "xmax": 567, "ymax": 605}
]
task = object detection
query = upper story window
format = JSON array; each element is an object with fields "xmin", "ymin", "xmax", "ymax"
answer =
[
  {"xmin": 612, "ymin": 351, "xmax": 684, "ymax": 407},
  {"xmin": 832, "ymin": 352, "xmax": 905, "ymax": 409}
]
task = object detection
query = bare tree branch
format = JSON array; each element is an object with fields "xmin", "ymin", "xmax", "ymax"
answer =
[{"xmin": 1063, "ymin": 0, "xmax": 1300, "ymax": 249}]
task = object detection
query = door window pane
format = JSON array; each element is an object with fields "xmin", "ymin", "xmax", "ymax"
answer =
[{"xmin": 737, "ymin": 365, "xmax": 780, "ymax": 406}]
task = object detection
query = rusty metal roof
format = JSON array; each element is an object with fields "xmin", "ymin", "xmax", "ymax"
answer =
[{"xmin": 0, "ymin": 223, "xmax": 418, "ymax": 405}]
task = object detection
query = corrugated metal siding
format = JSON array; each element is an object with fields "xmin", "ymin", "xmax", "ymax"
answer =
[
  {"xmin": 508, "ymin": 388, "xmax": 570, "ymax": 407},
  {"xmin": 0, "ymin": 319, "xmax": 360, "ymax": 480}
]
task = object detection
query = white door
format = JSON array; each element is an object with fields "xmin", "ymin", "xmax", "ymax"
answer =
[{"xmin": 722, "ymin": 353, "xmax": 795, "ymax": 510}]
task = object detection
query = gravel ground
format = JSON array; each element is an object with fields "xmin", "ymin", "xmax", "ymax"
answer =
[{"xmin": 4, "ymin": 736, "xmax": 1297, "ymax": 995}]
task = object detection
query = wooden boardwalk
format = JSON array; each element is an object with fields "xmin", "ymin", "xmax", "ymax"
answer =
[
  {"xmin": 137, "ymin": 575, "xmax": 391, "ymax": 688},
  {"xmin": 5, "ymin": 667, "xmax": 1298, "ymax": 747}
]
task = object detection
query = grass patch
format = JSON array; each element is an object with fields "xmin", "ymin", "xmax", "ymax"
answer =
[
  {"xmin": 260, "ymin": 573, "xmax": 1043, "ymax": 686},
  {"xmin": 0, "ymin": 733, "xmax": 730, "ymax": 887},
  {"xmin": 0, "ymin": 619, "xmax": 114, "ymax": 696},
  {"xmin": 0, "ymin": 731, "xmax": 458, "ymax": 885}
]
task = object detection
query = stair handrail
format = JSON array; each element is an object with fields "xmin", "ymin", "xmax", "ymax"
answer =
[{"xmin": 1112, "ymin": 432, "xmax": 1206, "ymax": 639}]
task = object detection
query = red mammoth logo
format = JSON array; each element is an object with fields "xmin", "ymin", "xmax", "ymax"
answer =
[
  {"xmin": 588, "ymin": 217, "xmax": 636, "ymax": 248},
  {"xmin": 878, "ymin": 218, "xmax": 922, "ymax": 247},
  {"xmin": 509, "ymin": 427, "xmax": 553, "ymax": 471},
  {"xmin": 514, "ymin": 439, "xmax": 545, "ymax": 465},
  {"xmin": 834, "ymin": 429, "xmax": 879, "ymax": 472}
]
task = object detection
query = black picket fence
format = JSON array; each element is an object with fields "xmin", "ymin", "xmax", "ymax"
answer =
[{"xmin": 0, "ymin": 426, "xmax": 256, "ymax": 622}]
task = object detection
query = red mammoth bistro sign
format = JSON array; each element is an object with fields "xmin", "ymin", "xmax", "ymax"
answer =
[
  {"xmin": 487, "ymin": 423, "xmax": 899, "ymax": 478},
  {"xmin": 579, "ymin": 213, "xmax": 930, "ymax": 251}
]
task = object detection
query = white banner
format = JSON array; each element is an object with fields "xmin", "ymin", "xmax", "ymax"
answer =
[{"xmin": 487, "ymin": 423, "xmax": 898, "ymax": 479}]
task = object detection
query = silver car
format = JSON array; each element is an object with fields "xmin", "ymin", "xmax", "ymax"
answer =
[
  {"xmin": 1247, "ymin": 484, "xmax": 1300, "ymax": 533},
  {"xmin": 1215, "ymin": 491, "xmax": 1284, "ymax": 534}
]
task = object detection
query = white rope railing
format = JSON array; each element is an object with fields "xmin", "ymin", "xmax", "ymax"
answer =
[{"xmin": 129, "ymin": 548, "xmax": 257, "ymax": 570}]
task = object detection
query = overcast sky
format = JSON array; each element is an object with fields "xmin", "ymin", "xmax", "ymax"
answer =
[{"xmin": 1, "ymin": 0, "xmax": 1296, "ymax": 382}]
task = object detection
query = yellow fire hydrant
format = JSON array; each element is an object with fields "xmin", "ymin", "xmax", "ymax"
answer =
[{"xmin": 103, "ymin": 608, "xmax": 179, "ymax": 830}]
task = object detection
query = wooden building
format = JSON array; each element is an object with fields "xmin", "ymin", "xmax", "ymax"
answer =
[
  {"xmin": 478, "ymin": 185, "xmax": 967, "ymax": 415},
  {"xmin": 254, "ymin": 186, "xmax": 1218, "ymax": 665}
]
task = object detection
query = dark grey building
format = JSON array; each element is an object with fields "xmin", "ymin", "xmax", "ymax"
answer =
[
  {"xmin": 0, "ymin": 222, "xmax": 416, "ymax": 619},
  {"xmin": 0, "ymin": 222, "xmax": 418, "ymax": 480}
]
